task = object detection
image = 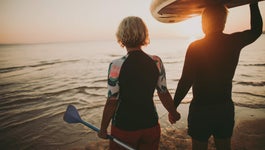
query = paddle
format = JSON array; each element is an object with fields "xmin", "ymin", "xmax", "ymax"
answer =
[{"xmin": 63, "ymin": 104, "xmax": 135, "ymax": 150}]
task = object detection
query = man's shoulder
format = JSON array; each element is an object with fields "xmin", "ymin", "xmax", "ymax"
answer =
[{"xmin": 188, "ymin": 38, "xmax": 204, "ymax": 50}]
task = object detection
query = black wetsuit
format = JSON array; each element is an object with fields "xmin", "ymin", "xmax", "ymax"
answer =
[
  {"xmin": 107, "ymin": 50, "xmax": 168, "ymax": 131},
  {"xmin": 174, "ymin": 4, "xmax": 263, "ymax": 141}
]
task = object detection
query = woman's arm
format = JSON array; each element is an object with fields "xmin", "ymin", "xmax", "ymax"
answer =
[
  {"xmin": 98, "ymin": 97, "xmax": 118, "ymax": 139},
  {"xmin": 158, "ymin": 90, "xmax": 181, "ymax": 124}
]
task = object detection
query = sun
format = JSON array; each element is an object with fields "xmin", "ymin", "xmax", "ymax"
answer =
[{"xmin": 177, "ymin": 16, "xmax": 204, "ymax": 39}]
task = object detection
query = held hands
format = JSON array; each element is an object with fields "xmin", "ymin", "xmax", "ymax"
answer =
[{"xmin": 168, "ymin": 111, "xmax": 181, "ymax": 124}]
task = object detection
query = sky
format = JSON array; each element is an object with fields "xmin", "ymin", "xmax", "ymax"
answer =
[{"xmin": 0, "ymin": 0, "xmax": 264, "ymax": 44}]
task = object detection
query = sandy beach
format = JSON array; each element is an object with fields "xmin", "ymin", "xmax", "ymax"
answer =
[{"xmin": 77, "ymin": 104, "xmax": 265, "ymax": 150}]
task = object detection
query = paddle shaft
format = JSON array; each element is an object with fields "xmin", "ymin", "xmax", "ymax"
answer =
[{"xmin": 79, "ymin": 120, "xmax": 135, "ymax": 150}]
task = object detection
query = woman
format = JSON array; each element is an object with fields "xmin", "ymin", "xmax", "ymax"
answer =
[{"xmin": 98, "ymin": 16, "xmax": 180, "ymax": 150}]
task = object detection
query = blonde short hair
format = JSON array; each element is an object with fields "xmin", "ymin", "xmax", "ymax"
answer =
[
  {"xmin": 202, "ymin": 5, "xmax": 228, "ymax": 34},
  {"xmin": 116, "ymin": 16, "xmax": 150, "ymax": 48}
]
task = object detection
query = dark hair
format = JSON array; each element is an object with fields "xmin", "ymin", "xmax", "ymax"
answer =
[{"xmin": 202, "ymin": 5, "xmax": 228, "ymax": 34}]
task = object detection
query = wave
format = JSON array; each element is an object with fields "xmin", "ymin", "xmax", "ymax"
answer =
[
  {"xmin": 0, "ymin": 85, "xmax": 106, "ymax": 108},
  {"xmin": 163, "ymin": 60, "xmax": 183, "ymax": 64},
  {"xmin": 108, "ymin": 54, "xmax": 122, "ymax": 58},
  {"xmin": 171, "ymin": 91, "xmax": 265, "ymax": 109},
  {"xmin": 233, "ymin": 91, "xmax": 265, "ymax": 98},
  {"xmin": 92, "ymin": 79, "xmax": 107, "ymax": 83},
  {"xmin": 233, "ymin": 102, "xmax": 265, "ymax": 109},
  {"xmin": 240, "ymin": 74, "xmax": 253, "ymax": 77},
  {"xmin": 239, "ymin": 63, "xmax": 265, "ymax": 67},
  {"xmin": 0, "ymin": 82, "xmax": 16, "ymax": 88},
  {"xmin": 0, "ymin": 66, "xmax": 25, "ymax": 73},
  {"xmin": 236, "ymin": 81, "xmax": 265, "ymax": 86},
  {"xmin": 0, "ymin": 92, "xmax": 106, "ymax": 131},
  {"xmin": 0, "ymin": 100, "xmax": 78, "ymax": 130},
  {"xmin": 41, "ymin": 86, "xmax": 106, "ymax": 97},
  {"xmin": 233, "ymin": 91, "xmax": 265, "ymax": 108},
  {"xmin": 0, "ymin": 59, "xmax": 80, "ymax": 73}
]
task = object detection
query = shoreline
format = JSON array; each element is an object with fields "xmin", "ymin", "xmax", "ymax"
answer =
[{"xmin": 77, "ymin": 104, "xmax": 265, "ymax": 150}]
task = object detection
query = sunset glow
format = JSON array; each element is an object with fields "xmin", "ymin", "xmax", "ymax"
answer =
[
  {"xmin": 0, "ymin": 0, "xmax": 264, "ymax": 44},
  {"xmin": 176, "ymin": 16, "xmax": 204, "ymax": 39}
]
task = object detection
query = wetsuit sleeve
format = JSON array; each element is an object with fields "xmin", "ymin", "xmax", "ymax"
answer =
[
  {"xmin": 107, "ymin": 62, "xmax": 120, "ymax": 99},
  {"xmin": 99, "ymin": 62, "xmax": 121, "ymax": 136},
  {"xmin": 155, "ymin": 56, "xmax": 168, "ymax": 93},
  {"xmin": 174, "ymin": 45, "xmax": 194, "ymax": 107},
  {"xmin": 231, "ymin": 3, "xmax": 263, "ymax": 48}
]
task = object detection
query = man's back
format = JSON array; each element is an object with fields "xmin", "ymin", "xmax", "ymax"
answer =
[
  {"xmin": 189, "ymin": 33, "xmax": 242, "ymax": 104},
  {"xmin": 180, "ymin": 2, "xmax": 263, "ymax": 105}
]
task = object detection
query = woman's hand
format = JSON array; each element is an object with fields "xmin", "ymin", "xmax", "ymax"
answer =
[{"xmin": 97, "ymin": 129, "xmax": 108, "ymax": 139}]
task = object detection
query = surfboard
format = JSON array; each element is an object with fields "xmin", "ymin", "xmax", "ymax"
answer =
[{"xmin": 151, "ymin": 0, "xmax": 264, "ymax": 23}]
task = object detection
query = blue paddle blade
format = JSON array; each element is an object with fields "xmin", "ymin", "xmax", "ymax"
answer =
[
  {"xmin": 63, "ymin": 104, "xmax": 136, "ymax": 150},
  {"xmin": 63, "ymin": 104, "xmax": 82, "ymax": 123}
]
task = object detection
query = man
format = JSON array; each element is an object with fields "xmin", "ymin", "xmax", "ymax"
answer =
[{"xmin": 172, "ymin": 2, "xmax": 262, "ymax": 150}]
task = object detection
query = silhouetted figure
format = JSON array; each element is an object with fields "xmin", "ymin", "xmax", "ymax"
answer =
[{"xmin": 173, "ymin": 2, "xmax": 262, "ymax": 150}]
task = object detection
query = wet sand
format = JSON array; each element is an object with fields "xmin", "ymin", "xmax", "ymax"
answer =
[{"xmin": 72, "ymin": 104, "xmax": 265, "ymax": 150}]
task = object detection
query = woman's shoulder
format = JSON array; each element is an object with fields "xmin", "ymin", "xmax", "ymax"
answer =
[
  {"xmin": 148, "ymin": 54, "xmax": 162, "ymax": 63},
  {"xmin": 110, "ymin": 54, "xmax": 129, "ymax": 65}
]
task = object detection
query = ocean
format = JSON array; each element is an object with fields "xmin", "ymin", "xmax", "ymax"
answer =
[{"xmin": 0, "ymin": 36, "xmax": 264, "ymax": 149}]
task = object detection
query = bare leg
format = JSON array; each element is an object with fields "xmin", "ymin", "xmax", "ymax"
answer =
[
  {"xmin": 214, "ymin": 138, "xmax": 231, "ymax": 150},
  {"xmin": 192, "ymin": 138, "xmax": 208, "ymax": 150}
]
